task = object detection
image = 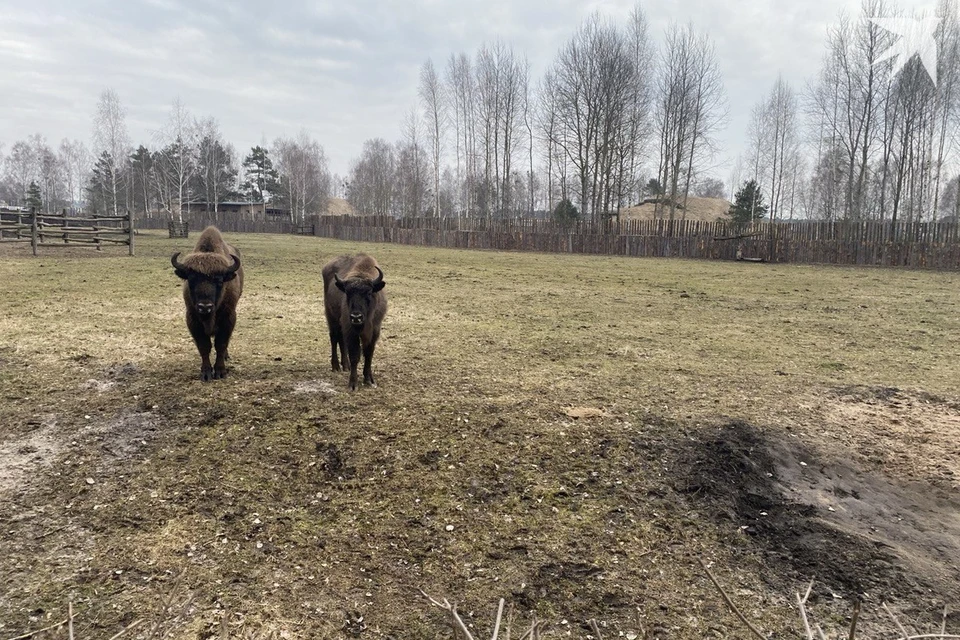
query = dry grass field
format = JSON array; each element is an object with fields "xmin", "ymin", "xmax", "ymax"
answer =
[{"xmin": 1, "ymin": 230, "xmax": 959, "ymax": 639}]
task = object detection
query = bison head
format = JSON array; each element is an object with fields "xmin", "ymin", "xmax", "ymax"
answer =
[
  {"xmin": 171, "ymin": 252, "xmax": 241, "ymax": 316},
  {"xmin": 335, "ymin": 267, "xmax": 385, "ymax": 328}
]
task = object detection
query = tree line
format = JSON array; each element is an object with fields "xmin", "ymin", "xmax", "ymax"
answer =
[
  {"xmin": 3, "ymin": 0, "xmax": 959, "ymax": 224},
  {"xmin": 345, "ymin": 6, "xmax": 729, "ymax": 224},
  {"xmin": 0, "ymin": 91, "xmax": 331, "ymax": 222},
  {"xmin": 346, "ymin": 0, "xmax": 960, "ymax": 223}
]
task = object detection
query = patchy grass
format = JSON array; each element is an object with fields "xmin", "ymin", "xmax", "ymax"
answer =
[{"xmin": 1, "ymin": 231, "xmax": 959, "ymax": 638}]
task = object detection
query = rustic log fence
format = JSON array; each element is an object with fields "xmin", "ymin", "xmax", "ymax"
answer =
[
  {"xmin": 0, "ymin": 209, "xmax": 134, "ymax": 256},
  {"xmin": 131, "ymin": 210, "xmax": 960, "ymax": 269}
]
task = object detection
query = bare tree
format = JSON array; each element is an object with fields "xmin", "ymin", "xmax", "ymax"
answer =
[
  {"xmin": 5, "ymin": 139, "xmax": 37, "ymax": 205},
  {"xmin": 445, "ymin": 53, "xmax": 476, "ymax": 217},
  {"xmin": 419, "ymin": 59, "xmax": 446, "ymax": 217},
  {"xmin": 92, "ymin": 88, "xmax": 130, "ymax": 216},
  {"xmin": 58, "ymin": 139, "xmax": 90, "ymax": 211},
  {"xmin": 750, "ymin": 76, "xmax": 801, "ymax": 220},
  {"xmin": 347, "ymin": 138, "xmax": 396, "ymax": 216},
  {"xmin": 274, "ymin": 130, "xmax": 331, "ymax": 222},
  {"xmin": 194, "ymin": 117, "xmax": 236, "ymax": 215},
  {"xmin": 549, "ymin": 10, "xmax": 653, "ymax": 222},
  {"xmin": 655, "ymin": 23, "xmax": 725, "ymax": 222},
  {"xmin": 396, "ymin": 109, "xmax": 429, "ymax": 217},
  {"xmin": 154, "ymin": 97, "xmax": 197, "ymax": 222}
]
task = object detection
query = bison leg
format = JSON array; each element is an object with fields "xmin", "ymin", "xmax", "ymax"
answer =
[
  {"xmin": 213, "ymin": 313, "xmax": 236, "ymax": 379},
  {"xmin": 362, "ymin": 330, "xmax": 379, "ymax": 387},
  {"xmin": 346, "ymin": 333, "xmax": 362, "ymax": 391},
  {"xmin": 195, "ymin": 334, "xmax": 215, "ymax": 381},
  {"xmin": 187, "ymin": 317, "xmax": 215, "ymax": 381},
  {"xmin": 328, "ymin": 324, "xmax": 343, "ymax": 372}
]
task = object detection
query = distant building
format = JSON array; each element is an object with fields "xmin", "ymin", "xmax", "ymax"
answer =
[{"xmin": 182, "ymin": 201, "xmax": 291, "ymax": 220}]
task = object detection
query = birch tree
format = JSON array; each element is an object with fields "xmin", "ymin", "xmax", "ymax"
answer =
[
  {"xmin": 92, "ymin": 89, "xmax": 130, "ymax": 216},
  {"xmin": 419, "ymin": 59, "xmax": 446, "ymax": 217}
]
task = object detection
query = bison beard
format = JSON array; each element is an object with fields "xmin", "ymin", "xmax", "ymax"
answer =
[
  {"xmin": 322, "ymin": 254, "xmax": 387, "ymax": 391},
  {"xmin": 171, "ymin": 226, "xmax": 244, "ymax": 382}
]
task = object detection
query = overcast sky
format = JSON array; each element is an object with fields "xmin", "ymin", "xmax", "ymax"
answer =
[{"xmin": 0, "ymin": 0, "xmax": 938, "ymax": 185}]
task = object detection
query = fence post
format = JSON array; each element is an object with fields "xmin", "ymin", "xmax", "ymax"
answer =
[
  {"xmin": 31, "ymin": 207, "xmax": 38, "ymax": 256},
  {"xmin": 128, "ymin": 210, "xmax": 135, "ymax": 256}
]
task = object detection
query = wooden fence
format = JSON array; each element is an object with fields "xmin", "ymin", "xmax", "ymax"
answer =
[
  {"xmin": 130, "ymin": 211, "xmax": 960, "ymax": 270},
  {"xmin": 306, "ymin": 215, "xmax": 960, "ymax": 270},
  {"xmin": 137, "ymin": 212, "xmax": 296, "ymax": 235},
  {"xmin": 0, "ymin": 209, "xmax": 134, "ymax": 256}
]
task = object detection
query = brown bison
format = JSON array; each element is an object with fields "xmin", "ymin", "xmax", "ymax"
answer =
[
  {"xmin": 322, "ymin": 253, "xmax": 387, "ymax": 390},
  {"xmin": 171, "ymin": 226, "xmax": 244, "ymax": 381}
]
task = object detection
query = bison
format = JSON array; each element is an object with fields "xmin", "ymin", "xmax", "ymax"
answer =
[
  {"xmin": 322, "ymin": 253, "xmax": 387, "ymax": 390},
  {"xmin": 171, "ymin": 226, "xmax": 244, "ymax": 381}
]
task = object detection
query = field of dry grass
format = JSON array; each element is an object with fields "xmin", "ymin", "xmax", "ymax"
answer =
[{"xmin": 1, "ymin": 230, "xmax": 959, "ymax": 638}]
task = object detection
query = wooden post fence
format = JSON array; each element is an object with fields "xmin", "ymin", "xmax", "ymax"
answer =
[{"xmin": 0, "ymin": 209, "xmax": 135, "ymax": 256}]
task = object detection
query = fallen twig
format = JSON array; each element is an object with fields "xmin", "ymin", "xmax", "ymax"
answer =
[
  {"xmin": 491, "ymin": 599, "xmax": 505, "ymax": 640},
  {"xmin": 884, "ymin": 603, "xmax": 912, "ymax": 639},
  {"xmin": 420, "ymin": 589, "xmax": 475, "ymax": 640},
  {"xmin": 106, "ymin": 619, "xmax": 144, "ymax": 640},
  {"xmin": 699, "ymin": 558, "xmax": 768, "ymax": 640},
  {"xmin": 848, "ymin": 600, "xmax": 860, "ymax": 640},
  {"xmin": 589, "ymin": 619, "xmax": 603, "ymax": 638},
  {"xmin": 4, "ymin": 619, "xmax": 69, "ymax": 640}
]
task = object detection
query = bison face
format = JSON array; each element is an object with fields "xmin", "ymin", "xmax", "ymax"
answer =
[
  {"xmin": 172, "ymin": 253, "xmax": 240, "ymax": 316},
  {"xmin": 335, "ymin": 268, "xmax": 385, "ymax": 328}
]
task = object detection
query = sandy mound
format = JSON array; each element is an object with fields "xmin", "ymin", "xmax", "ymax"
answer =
[
  {"xmin": 621, "ymin": 196, "xmax": 731, "ymax": 222},
  {"xmin": 324, "ymin": 197, "xmax": 356, "ymax": 216}
]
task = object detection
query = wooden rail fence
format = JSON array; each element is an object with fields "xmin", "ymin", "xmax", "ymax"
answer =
[
  {"xmin": 0, "ymin": 209, "xmax": 134, "ymax": 256},
  {"xmin": 133, "ymin": 211, "xmax": 960, "ymax": 270}
]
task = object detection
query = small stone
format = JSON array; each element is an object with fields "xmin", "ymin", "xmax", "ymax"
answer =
[
  {"xmin": 85, "ymin": 478, "xmax": 95, "ymax": 485},
  {"xmin": 445, "ymin": 525, "xmax": 455, "ymax": 532}
]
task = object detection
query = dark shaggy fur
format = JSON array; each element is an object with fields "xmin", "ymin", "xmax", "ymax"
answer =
[
  {"xmin": 171, "ymin": 226, "xmax": 244, "ymax": 381},
  {"xmin": 322, "ymin": 253, "xmax": 387, "ymax": 390}
]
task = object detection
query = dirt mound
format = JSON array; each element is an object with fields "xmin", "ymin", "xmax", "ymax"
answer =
[
  {"xmin": 324, "ymin": 197, "xmax": 356, "ymax": 216},
  {"xmin": 621, "ymin": 196, "xmax": 731, "ymax": 222},
  {"xmin": 676, "ymin": 421, "xmax": 960, "ymax": 602}
]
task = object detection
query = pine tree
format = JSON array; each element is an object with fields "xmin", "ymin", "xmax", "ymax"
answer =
[
  {"xmin": 26, "ymin": 181, "xmax": 43, "ymax": 211},
  {"xmin": 240, "ymin": 146, "xmax": 280, "ymax": 204},
  {"xmin": 553, "ymin": 198, "xmax": 579, "ymax": 225},
  {"xmin": 729, "ymin": 180, "xmax": 768, "ymax": 224}
]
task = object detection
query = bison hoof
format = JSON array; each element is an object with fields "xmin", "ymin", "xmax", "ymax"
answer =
[
  {"xmin": 214, "ymin": 367, "xmax": 227, "ymax": 379},
  {"xmin": 200, "ymin": 368, "xmax": 214, "ymax": 382},
  {"xmin": 331, "ymin": 361, "xmax": 342, "ymax": 372},
  {"xmin": 364, "ymin": 379, "xmax": 377, "ymax": 388}
]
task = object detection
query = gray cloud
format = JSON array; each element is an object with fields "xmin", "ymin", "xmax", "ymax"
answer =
[{"xmin": 0, "ymin": 0, "xmax": 936, "ymax": 180}]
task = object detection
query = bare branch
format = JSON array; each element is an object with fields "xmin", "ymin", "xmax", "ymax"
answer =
[
  {"xmin": 107, "ymin": 619, "xmax": 144, "ymax": 640},
  {"xmin": 883, "ymin": 602, "xmax": 912, "ymax": 639},
  {"xmin": 491, "ymin": 598, "xmax": 505, "ymax": 640},
  {"xmin": 848, "ymin": 600, "xmax": 861, "ymax": 640},
  {"xmin": 3, "ymin": 619, "xmax": 69, "ymax": 640},
  {"xmin": 698, "ymin": 558, "xmax": 768, "ymax": 640}
]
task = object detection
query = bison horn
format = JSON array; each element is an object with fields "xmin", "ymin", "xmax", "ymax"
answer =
[
  {"xmin": 372, "ymin": 267, "xmax": 384, "ymax": 286},
  {"xmin": 226, "ymin": 254, "xmax": 241, "ymax": 274},
  {"xmin": 171, "ymin": 252, "xmax": 188, "ymax": 272}
]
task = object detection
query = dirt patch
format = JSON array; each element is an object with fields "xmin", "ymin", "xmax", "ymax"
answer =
[
  {"xmin": 292, "ymin": 380, "xmax": 339, "ymax": 397},
  {"xmin": 823, "ymin": 386, "xmax": 960, "ymax": 487},
  {"xmin": 0, "ymin": 416, "xmax": 62, "ymax": 496},
  {"xmin": 677, "ymin": 420, "xmax": 960, "ymax": 602},
  {"xmin": 93, "ymin": 411, "xmax": 162, "ymax": 459}
]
